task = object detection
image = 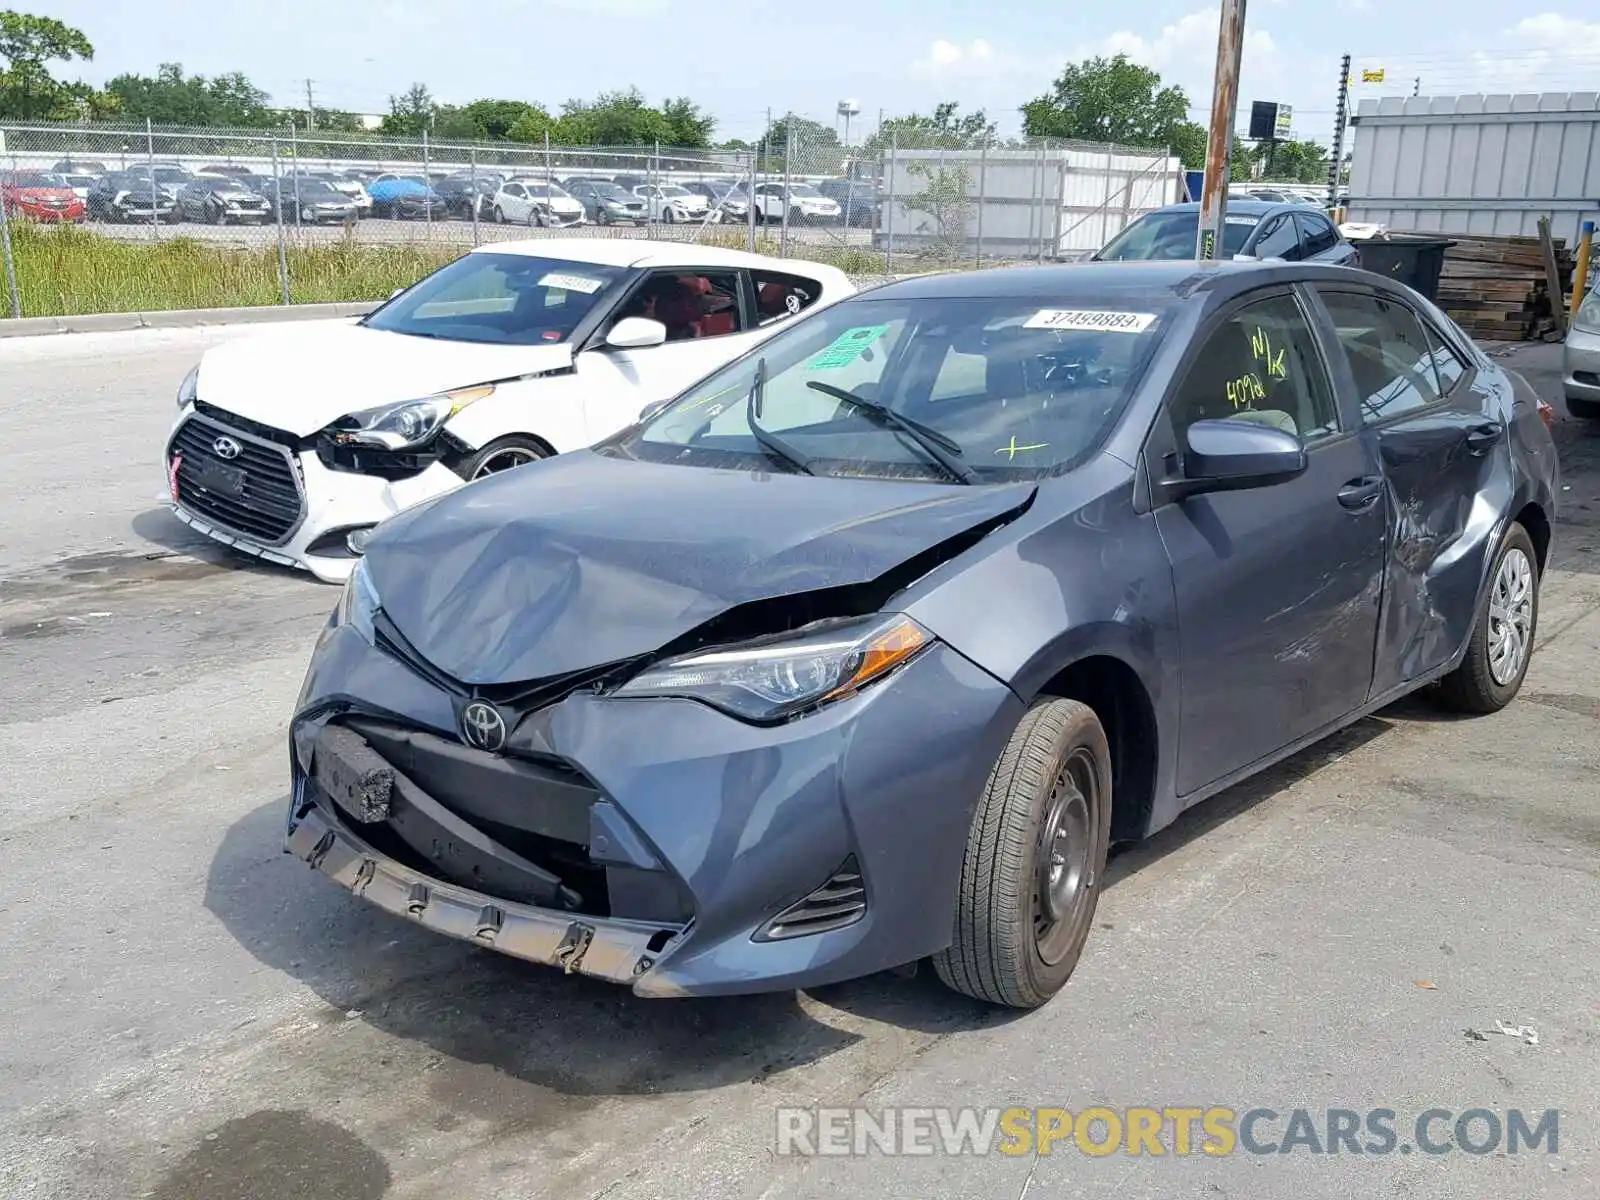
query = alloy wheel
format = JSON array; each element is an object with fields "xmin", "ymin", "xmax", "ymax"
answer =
[
  {"xmin": 1487, "ymin": 546, "xmax": 1534, "ymax": 685},
  {"xmin": 471, "ymin": 447, "xmax": 542, "ymax": 479}
]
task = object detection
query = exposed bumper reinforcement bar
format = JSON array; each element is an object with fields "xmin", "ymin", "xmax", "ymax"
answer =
[{"xmin": 285, "ymin": 802, "xmax": 686, "ymax": 987}]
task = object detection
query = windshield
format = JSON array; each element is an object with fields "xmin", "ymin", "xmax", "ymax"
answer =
[
  {"xmin": 524, "ymin": 182, "xmax": 569, "ymax": 198},
  {"xmin": 616, "ymin": 294, "xmax": 1171, "ymax": 482},
  {"xmin": 595, "ymin": 184, "xmax": 634, "ymax": 201},
  {"xmin": 1097, "ymin": 210, "xmax": 1258, "ymax": 260},
  {"xmin": 295, "ymin": 183, "xmax": 341, "ymax": 199},
  {"xmin": 789, "ymin": 184, "xmax": 823, "ymax": 198},
  {"xmin": 362, "ymin": 252, "xmax": 631, "ymax": 346},
  {"xmin": 8, "ymin": 172, "xmax": 52, "ymax": 187},
  {"xmin": 659, "ymin": 185, "xmax": 691, "ymax": 198}
]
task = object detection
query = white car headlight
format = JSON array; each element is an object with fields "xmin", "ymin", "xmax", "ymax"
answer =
[
  {"xmin": 329, "ymin": 384, "xmax": 495, "ymax": 450},
  {"xmin": 334, "ymin": 556, "xmax": 380, "ymax": 643},
  {"xmin": 613, "ymin": 614, "xmax": 932, "ymax": 722},
  {"xmin": 177, "ymin": 363, "xmax": 199, "ymax": 408},
  {"xmin": 1574, "ymin": 288, "xmax": 1600, "ymax": 334}
]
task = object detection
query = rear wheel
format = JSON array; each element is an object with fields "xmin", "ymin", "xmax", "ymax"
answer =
[
  {"xmin": 1434, "ymin": 522, "xmax": 1540, "ymax": 713},
  {"xmin": 933, "ymin": 698, "xmax": 1112, "ymax": 1009},
  {"xmin": 465, "ymin": 435, "xmax": 552, "ymax": 481}
]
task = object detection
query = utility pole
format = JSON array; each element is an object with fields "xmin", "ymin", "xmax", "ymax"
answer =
[
  {"xmin": 1196, "ymin": 0, "xmax": 1247, "ymax": 260},
  {"xmin": 1328, "ymin": 53, "xmax": 1351, "ymax": 210},
  {"xmin": 304, "ymin": 79, "xmax": 316, "ymax": 130},
  {"xmin": 1413, "ymin": 77, "xmax": 1421, "ymax": 97}
]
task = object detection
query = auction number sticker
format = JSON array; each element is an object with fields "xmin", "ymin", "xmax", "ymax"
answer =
[
  {"xmin": 1023, "ymin": 309, "xmax": 1157, "ymax": 333},
  {"xmin": 538, "ymin": 272, "xmax": 606, "ymax": 294},
  {"xmin": 808, "ymin": 324, "xmax": 891, "ymax": 369},
  {"xmin": 1225, "ymin": 215, "xmax": 1259, "ymax": 226}
]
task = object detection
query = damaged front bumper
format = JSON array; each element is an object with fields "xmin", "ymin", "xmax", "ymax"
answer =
[
  {"xmin": 286, "ymin": 620, "xmax": 1025, "ymax": 996},
  {"xmin": 287, "ymin": 798, "xmax": 682, "ymax": 983}
]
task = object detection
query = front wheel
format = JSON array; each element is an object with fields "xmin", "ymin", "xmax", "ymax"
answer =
[
  {"xmin": 465, "ymin": 435, "xmax": 552, "ymax": 481},
  {"xmin": 1434, "ymin": 521, "xmax": 1540, "ymax": 713},
  {"xmin": 492, "ymin": 205, "xmax": 505, "ymax": 224},
  {"xmin": 933, "ymin": 697, "xmax": 1112, "ymax": 1009}
]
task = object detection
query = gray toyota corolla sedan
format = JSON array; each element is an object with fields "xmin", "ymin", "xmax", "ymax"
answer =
[{"xmin": 287, "ymin": 259, "xmax": 1560, "ymax": 1009}]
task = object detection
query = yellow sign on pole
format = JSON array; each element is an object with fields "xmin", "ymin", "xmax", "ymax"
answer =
[{"xmin": 1362, "ymin": 69, "xmax": 1386, "ymax": 83}]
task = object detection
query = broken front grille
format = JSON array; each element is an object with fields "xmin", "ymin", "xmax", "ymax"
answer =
[{"xmin": 170, "ymin": 415, "xmax": 305, "ymax": 545}]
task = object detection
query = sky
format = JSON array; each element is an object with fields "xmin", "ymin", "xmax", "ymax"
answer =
[{"xmin": 40, "ymin": 1, "xmax": 1600, "ymax": 147}]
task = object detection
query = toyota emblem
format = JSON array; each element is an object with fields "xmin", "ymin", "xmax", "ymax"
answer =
[
  {"xmin": 212, "ymin": 435, "xmax": 242, "ymax": 460},
  {"xmin": 460, "ymin": 700, "xmax": 507, "ymax": 752}
]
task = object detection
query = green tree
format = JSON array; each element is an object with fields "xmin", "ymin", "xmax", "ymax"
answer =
[
  {"xmin": 1164, "ymin": 121, "xmax": 1209, "ymax": 171},
  {"xmin": 506, "ymin": 107, "xmax": 556, "ymax": 145},
  {"xmin": 1259, "ymin": 138, "xmax": 1327, "ymax": 184},
  {"xmin": 0, "ymin": 10, "xmax": 94, "ymax": 119},
  {"xmin": 757, "ymin": 113, "xmax": 839, "ymax": 172},
  {"xmin": 869, "ymin": 102, "xmax": 996, "ymax": 151},
  {"xmin": 1022, "ymin": 53, "xmax": 1192, "ymax": 148},
  {"xmin": 659, "ymin": 96, "xmax": 715, "ymax": 148},
  {"xmin": 105, "ymin": 63, "xmax": 274, "ymax": 126},
  {"xmin": 381, "ymin": 83, "xmax": 436, "ymax": 137},
  {"xmin": 437, "ymin": 98, "xmax": 543, "ymax": 141},
  {"xmin": 557, "ymin": 88, "xmax": 667, "ymax": 146}
]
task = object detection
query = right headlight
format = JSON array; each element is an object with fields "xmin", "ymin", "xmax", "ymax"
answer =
[
  {"xmin": 612, "ymin": 614, "xmax": 933, "ymax": 722},
  {"xmin": 328, "ymin": 384, "xmax": 495, "ymax": 450},
  {"xmin": 1574, "ymin": 288, "xmax": 1600, "ymax": 334}
]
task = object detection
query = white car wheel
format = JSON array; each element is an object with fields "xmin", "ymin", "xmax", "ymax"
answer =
[{"xmin": 466, "ymin": 436, "xmax": 552, "ymax": 480}]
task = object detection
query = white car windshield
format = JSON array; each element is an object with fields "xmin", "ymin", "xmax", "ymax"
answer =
[
  {"xmin": 363, "ymin": 253, "xmax": 631, "ymax": 345},
  {"xmin": 789, "ymin": 184, "xmax": 823, "ymax": 198},
  {"xmin": 524, "ymin": 182, "xmax": 570, "ymax": 198},
  {"xmin": 622, "ymin": 293, "xmax": 1173, "ymax": 482},
  {"xmin": 660, "ymin": 185, "xmax": 692, "ymax": 198}
]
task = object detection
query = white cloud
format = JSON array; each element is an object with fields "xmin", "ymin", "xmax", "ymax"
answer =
[
  {"xmin": 912, "ymin": 38, "xmax": 1012, "ymax": 77},
  {"xmin": 1403, "ymin": 14, "xmax": 1600, "ymax": 96},
  {"xmin": 1095, "ymin": 10, "xmax": 1280, "ymax": 80}
]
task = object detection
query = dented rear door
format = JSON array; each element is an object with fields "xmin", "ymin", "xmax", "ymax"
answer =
[{"xmin": 1311, "ymin": 283, "xmax": 1508, "ymax": 695}]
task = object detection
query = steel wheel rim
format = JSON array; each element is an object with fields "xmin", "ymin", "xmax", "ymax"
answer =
[
  {"xmin": 1033, "ymin": 749, "xmax": 1097, "ymax": 965},
  {"xmin": 471, "ymin": 447, "xmax": 541, "ymax": 479},
  {"xmin": 1487, "ymin": 546, "xmax": 1534, "ymax": 685}
]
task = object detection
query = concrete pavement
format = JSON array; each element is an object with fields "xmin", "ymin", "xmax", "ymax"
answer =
[{"xmin": 0, "ymin": 332, "xmax": 1596, "ymax": 1199}]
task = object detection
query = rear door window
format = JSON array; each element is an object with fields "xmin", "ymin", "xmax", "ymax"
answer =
[
  {"xmin": 1316, "ymin": 290, "xmax": 1448, "ymax": 423},
  {"xmin": 1296, "ymin": 213, "xmax": 1339, "ymax": 256},
  {"xmin": 1251, "ymin": 214, "xmax": 1303, "ymax": 261},
  {"xmin": 751, "ymin": 269, "xmax": 825, "ymax": 325}
]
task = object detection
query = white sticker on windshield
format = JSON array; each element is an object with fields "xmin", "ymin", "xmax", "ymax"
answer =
[
  {"xmin": 538, "ymin": 272, "xmax": 605, "ymax": 294},
  {"xmin": 1023, "ymin": 309, "xmax": 1157, "ymax": 333},
  {"xmin": 1225, "ymin": 215, "xmax": 1258, "ymax": 226}
]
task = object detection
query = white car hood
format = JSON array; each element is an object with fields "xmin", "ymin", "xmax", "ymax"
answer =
[{"xmin": 194, "ymin": 320, "xmax": 574, "ymax": 437}]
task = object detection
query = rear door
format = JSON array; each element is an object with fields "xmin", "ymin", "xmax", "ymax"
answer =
[
  {"xmin": 1309, "ymin": 283, "xmax": 1505, "ymax": 694},
  {"xmin": 1296, "ymin": 211, "xmax": 1355, "ymax": 264},
  {"xmin": 1150, "ymin": 286, "xmax": 1387, "ymax": 796}
]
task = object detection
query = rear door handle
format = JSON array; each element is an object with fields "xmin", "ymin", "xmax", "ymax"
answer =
[
  {"xmin": 1337, "ymin": 475, "xmax": 1384, "ymax": 511},
  {"xmin": 1467, "ymin": 422, "xmax": 1504, "ymax": 454}
]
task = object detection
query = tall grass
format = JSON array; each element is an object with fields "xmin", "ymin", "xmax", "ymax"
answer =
[{"xmin": 5, "ymin": 223, "xmax": 463, "ymax": 317}]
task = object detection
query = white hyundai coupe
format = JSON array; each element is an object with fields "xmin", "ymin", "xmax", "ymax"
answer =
[{"xmin": 163, "ymin": 239, "xmax": 854, "ymax": 582}]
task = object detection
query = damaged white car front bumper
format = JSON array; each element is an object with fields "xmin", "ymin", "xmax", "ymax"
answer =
[{"xmin": 163, "ymin": 404, "xmax": 467, "ymax": 584}]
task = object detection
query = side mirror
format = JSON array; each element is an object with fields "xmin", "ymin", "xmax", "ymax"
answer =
[
  {"xmin": 637, "ymin": 397, "xmax": 673, "ymax": 423},
  {"xmin": 606, "ymin": 316, "xmax": 668, "ymax": 350},
  {"xmin": 1167, "ymin": 418, "xmax": 1307, "ymax": 500}
]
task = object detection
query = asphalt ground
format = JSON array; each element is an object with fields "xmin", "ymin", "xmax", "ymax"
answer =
[{"xmin": 0, "ymin": 327, "xmax": 1596, "ymax": 1200}]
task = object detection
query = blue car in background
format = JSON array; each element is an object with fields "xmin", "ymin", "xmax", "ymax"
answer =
[
  {"xmin": 368, "ymin": 173, "xmax": 449, "ymax": 220},
  {"xmin": 1097, "ymin": 199, "xmax": 1355, "ymax": 266}
]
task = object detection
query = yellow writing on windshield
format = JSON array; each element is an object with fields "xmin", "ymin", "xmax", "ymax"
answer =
[{"xmin": 996, "ymin": 436, "xmax": 1050, "ymax": 459}]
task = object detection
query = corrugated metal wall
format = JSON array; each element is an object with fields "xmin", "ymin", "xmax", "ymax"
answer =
[
  {"xmin": 882, "ymin": 146, "xmax": 1181, "ymax": 258},
  {"xmin": 1347, "ymin": 92, "xmax": 1600, "ymax": 243}
]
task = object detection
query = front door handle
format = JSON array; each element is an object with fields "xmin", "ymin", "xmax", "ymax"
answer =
[
  {"xmin": 1467, "ymin": 422, "xmax": 1504, "ymax": 454},
  {"xmin": 1337, "ymin": 475, "xmax": 1384, "ymax": 511}
]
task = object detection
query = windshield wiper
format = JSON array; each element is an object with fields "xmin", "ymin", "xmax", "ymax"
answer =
[
  {"xmin": 805, "ymin": 380, "xmax": 977, "ymax": 484},
  {"xmin": 745, "ymin": 357, "xmax": 816, "ymax": 476}
]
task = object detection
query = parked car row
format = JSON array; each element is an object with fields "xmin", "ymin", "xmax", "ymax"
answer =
[{"xmin": 160, "ymin": 236, "xmax": 1560, "ymax": 1014}]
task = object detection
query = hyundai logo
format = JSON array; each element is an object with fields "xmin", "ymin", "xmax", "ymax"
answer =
[
  {"xmin": 460, "ymin": 700, "xmax": 507, "ymax": 752},
  {"xmin": 212, "ymin": 436, "xmax": 242, "ymax": 460}
]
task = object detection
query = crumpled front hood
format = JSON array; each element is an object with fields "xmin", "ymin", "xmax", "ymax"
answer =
[
  {"xmin": 195, "ymin": 321, "xmax": 573, "ymax": 437},
  {"xmin": 364, "ymin": 452, "xmax": 1035, "ymax": 687}
]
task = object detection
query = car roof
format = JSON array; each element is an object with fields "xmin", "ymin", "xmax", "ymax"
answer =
[
  {"xmin": 467, "ymin": 237, "xmax": 852, "ymax": 277},
  {"xmin": 1149, "ymin": 199, "xmax": 1283, "ymax": 217},
  {"xmin": 861, "ymin": 258, "xmax": 1367, "ymax": 304}
]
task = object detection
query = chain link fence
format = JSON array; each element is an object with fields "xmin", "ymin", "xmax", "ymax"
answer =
[{"xmin": 0, "ymin": 118, "xmax": 1183, "ymax": 319}]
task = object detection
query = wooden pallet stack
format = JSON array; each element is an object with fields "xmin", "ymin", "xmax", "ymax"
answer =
[{"xmin": 1434, "ymin": 233, "xmax": 1574, "ymax": 341}]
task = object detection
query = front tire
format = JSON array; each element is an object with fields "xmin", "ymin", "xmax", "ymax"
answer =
[
  {"xmin": 464, "ymin": 435, "xmax": 552, "ymax": 480},
  {"xmin": 1434, "ymin": 522, "xmax": 1540, "ymax": 713},
  {"xmin": 933, "ymin": 698, "xmax": 1112, "ymax": 1009}
]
